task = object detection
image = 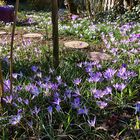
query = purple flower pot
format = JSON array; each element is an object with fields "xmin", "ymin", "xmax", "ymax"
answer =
[{"xmin": 0, "ymin": 5, "xmax": 14, "ymax": 23}]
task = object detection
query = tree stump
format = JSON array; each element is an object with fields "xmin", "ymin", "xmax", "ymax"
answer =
[
  {"xmin": 0, "ymin": 31, "xmax": 7, "ymax": 44},
  {"xmin": 23, "ymin": 33, "xmax": 43, "ymax": 39},
  {"xmin": 64, "ymin": 41, "xmax": 89, "ymax": 49},
  {"xmin": 22, "ymin": 33, "xmax": 43, "ymax": 43},
  {"xmin": 88, "ymin": 52, "xmax": 112, "ymax": 62},
  {"xmin": 0, "ymin": 31, "xmax": 7, "ymax": 36}
]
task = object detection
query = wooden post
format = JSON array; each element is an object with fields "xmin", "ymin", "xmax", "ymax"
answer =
[
  {"xmin": 52, "ymin": 0, "xmax": 59, "ymax": 69},
  {"xmin": 10, "ymin": 0, "xmax": 19, "ymax": 95}
]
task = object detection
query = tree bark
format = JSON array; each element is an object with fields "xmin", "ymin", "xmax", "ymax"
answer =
[
  {"xmin": 67, "ymin": 0, "xmax": 77, "ymax": 14},
  {"xmin": 10, "ymin": 0, "xmax": 19, "ymax": 95},
  {"xmin": 52, "ymin": 0, "xmax": 59, "ymax": 69},
  {"xmin": 0, "ymin": 59, "xmax": 3, "ymax": 111}
]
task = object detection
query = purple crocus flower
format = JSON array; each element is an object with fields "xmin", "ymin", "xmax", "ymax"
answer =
[
  {"xmin": 113, "ymin": 83, "xmax": 126, "ymax": 91},
  {"xmin": 78, "ymin": 106, "xmax": 88, "ymax": 115},
  {"xmin": 53, "ymin": 97, "xmax": 61, "ymax": 105},
  {"xmin": 47, "ymin": 106, "xmax": 53, "ymax": 114},
  {"xmin": 25, "ymin": 84, "xmax": 40, "ymax": 97},
  {"xmin": 113, "ymin": 83, "xmax": 119, "ymax": 90},
  {"xmin": 18, "ymin": 109, "xmax": 23, "ymax": 114},
  {"xmin": 64, "ymin": 89, "xmax": 72, "ymax": 99},
  {"xmin": 91, "ymin": 89, "xmax": 104, "ymax": 99},
  {"xmin": 96, "ymin": 64, "xmax": 102, "ymax": 69},
  {"xmin": 77, "ymin": 62, "xmax": 83, "ymax": 68},
  {"xmin": 15, "ymin": 85, "xmax": 22, "ymax": 92},
  {"xmin": 71, "ymin": 97, "xmax": 81, "ymax": 109},
  {"xmin": 36, "ymin": 80, "xmax": 42, "ymax": 87},
  {"xmin": 56, "ymin": 76, "xmax": 62, "ymax": 84},
  {"xmin": 54, "ymin": 92, "xmax": 59, "ymax": 98},
  {"xmin": 73, "ymin": 88, "xmax": 81, "ymax": 96},
  {"xmin": 36, "ymin": 72, "xmax": 42, "ymax": 78},
  {"xmin": 12, "ymin": 73, "xmax": 18, "ymax": 79},
  {"xmin": 4, "ymin": 79, "xmax": 10, "ymax": 92},
  {"xmin": 88, "ymin": 72, "xmax": 102, "ymax": 82},
  {"xmin": 49, "ymin": 68, "xmax": 54, "ymax": 74},
  {"xmin": 96, "ymin": 101, "xmax": 108, "ymax": 109},
  {"xmin": 31, "ymin": 66, "xmax": 38, "ymax": 72},
  {"xmin": 3, "ymin": 57, "xmax": 9, "ymax": 64},
  {"xmin": 73, "ymin": 78, "xmax": 82, "ymax": 85},
  {"xmin": 27, "ymin": 17, "xmax": 34, "ymax": 24},
  {"xmin": 17, "ymin": 97, "xmax": 23, "ymax": 103},
  {"xmin": 3, "ymin": 95, "xmax": 13, "ymax": 104},
  {"xmin": 56, "ymin": 105, "xmax": 61, "ymax": 112},
  {"xmin": 24, "ymin": 99, "xmax": 29, "ymax": 105},
  {"xmin": 117, "ymin": 66, "xmax": 127, "ymax": 80},
  {"xmin": 44, "ymin": 76, "xmax": 51, "ymax": 82},
  {"xmin": 30, "ymin": 85, "xmax": 40, "ymax": 97},
  {"xmin": 25, "ymin": 84, "xmax": 32, "ymax": 92},
  {"xmin": 71, "ymin": 14, "xmax": 79, "ymax": 20},
  {"xmin": 103, "ymin": 68, "xmax": 116, "ymax": 80},
  {"xmin": 27, "ymin": 121, "xmax": 33, "ymax": 128},
  {"xmin": 9, "ymin": 114, "xmax": 22, "ymax": 125},
  {"xmin": 85, "ymin": 65, "xmax": 93, "ymax": 73},
  {"xmin": 88, "ymin": 116, "xmax": 96, "ymax": 127},
  {"xmin": 118, "ymin": 83, "xmax": 126, "ymax": 91},
  {"xmin": 110, "ymin": 47, "xmax": 118, "ymax": 55},
  {"xmin": 32, "ymin": 106, "xmax": 40, "ymax": 115},
  {"xmin": 104, "ymin": 86, "xmax": 112, "ymax": 95},
  {"xmin": 135, "ymin": 101, "xmax": 140, "ymax": 114},
  {"xmin": 12, "ymin": 72, "xmax": 23, "ymax": 79},
  {"xmin": 51, "ymin": 83, "xmax": 59, "ymax": 91},
  {"xmin": 127, "ymin": 71, "xmax": 137, "ymax": 78},
  {"xmin": 87, "ymin": 77, "xmax": 94, "ymax": 83}
]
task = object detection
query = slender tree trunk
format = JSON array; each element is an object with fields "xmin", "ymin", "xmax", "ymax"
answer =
[
  {"xmin": 99, "ymin": 0, "xmax": 104, "ymax": 11},
  {"xmin": 118, "ymin": 0, "xmax": 125, "ymax": 14},
  {"xmin": 108, "ymin": 0, "xmax": 111, "ymax": 10},
  {"xmin": 0, "ymin": 59, "xmax": 3, "ymax": 111},
  {"xmin": 86, "ymin": 0, "xmax": 93, "ymax": 18},
  {"xmin": 52, "ymin": 0, "xmax": 59, "ymax": 69},
  {"xmin": 67, "ymin": 0, "xmax": 77, "ymax": 14},
  {"xmin": 10, "ymin": 0, "xmax": 19, "ymax": 95},
  {"xmin": 104, "ymin": 0, "xmax": 108, "ymax": 11},
  {"xmin": 111, "ymin": 0, "xmax": 115, "ymax": 8}
]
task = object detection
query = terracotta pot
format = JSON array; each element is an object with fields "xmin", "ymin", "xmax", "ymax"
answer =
[{"xmin": 0, "ymin": 5, "xmax": 14, "ymax": 23}]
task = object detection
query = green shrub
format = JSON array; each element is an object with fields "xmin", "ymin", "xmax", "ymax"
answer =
[{"xmin": 27, "ymin": 0, "xmax": 51, "ymax": 10}]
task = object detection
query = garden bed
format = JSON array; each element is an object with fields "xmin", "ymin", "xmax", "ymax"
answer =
[{"xmin": 0, "ymin": 8, "xmax": 140, "ymax": 140}]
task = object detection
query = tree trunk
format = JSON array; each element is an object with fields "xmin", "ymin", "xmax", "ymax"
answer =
[
  {"xmin": 86, "ymin": 0, "xmax": 93, "ymax": 18},
  {"xmin": 0, "ymin": 59, "xmax": 3, "ymax": 111},
  {"xmin": 67, "ymin": 0, "xmax": 77, "ymax": 14},
  {"xmin": 10, "ymin": 0, "xmax": 19, "ymax": 95},
  {"xmin": 52, "ymin": 0, "xmax": 59, "ymax": 69},
  {"xmin": 104, "ymin": 0, "xmax": 108, "ymax": 11}
]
